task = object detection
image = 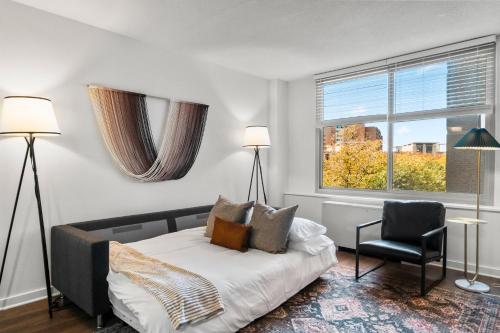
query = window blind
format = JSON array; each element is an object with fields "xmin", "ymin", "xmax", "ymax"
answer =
[
  {"xmin": 316, "ymin": 68, "xmax": 389, "ymax": 121},
  {"xmin": 316, "ymin": 41, "xmax": 496, "ymax": 125}
]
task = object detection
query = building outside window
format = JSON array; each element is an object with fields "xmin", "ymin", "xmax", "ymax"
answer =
[{"xmin": 316, "ymin": 39, "xmax": 496, "ymax": 201}]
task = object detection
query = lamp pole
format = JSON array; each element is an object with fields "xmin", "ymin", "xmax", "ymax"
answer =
[
  {"xmin": 0, "ymin": 135, "xmax": 53, "ymax": 317},
  {"xmin": 453, "ymin": 127, "xmax": 500, "ymax": 293},
  {"xmin": 243, "ymin": 126, "xmax": 270, "ymax": 204},
  {"xmin": 29, "ymin": 134, "xmax": 53, "ymax": 317},
  {"xmin": 0, "ymin": 141, "xmax": 29, "ymax": 288},
  {"xmin": 0, "ymin": 96, "xmax": 60, "ymax": 317},
  {"xmin": 247, "ymin": 146, "xmax": 267, "ymax": 204}
]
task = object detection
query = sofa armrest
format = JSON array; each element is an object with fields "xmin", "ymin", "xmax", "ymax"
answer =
[{"xmin": 51, "ymin": 225, "xmax": 109, "ymax": 317}]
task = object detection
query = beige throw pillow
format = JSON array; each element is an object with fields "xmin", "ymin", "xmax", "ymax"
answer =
[
  {"xmin": 249, "ymin": 202, "xmax": 299, "ymax": 253},
  {"xmin": 205, "ymin": 195, "xmax": 254, "ymax": 238}
]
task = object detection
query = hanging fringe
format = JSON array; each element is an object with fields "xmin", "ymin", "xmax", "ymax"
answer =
[{"xmin": 88, "ymin": 86, "xmax": 208, "ymax": 182}]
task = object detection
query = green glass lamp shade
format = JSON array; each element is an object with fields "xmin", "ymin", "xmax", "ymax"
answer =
[{"xmin": 454, "ymin": 128, "xmax": 500, "ymax": 150}]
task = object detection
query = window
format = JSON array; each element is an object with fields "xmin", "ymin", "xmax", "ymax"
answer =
[
  {"xmin": 322, "ymin": 122, "xmax": 387, "ymax": 190},
  {"xmin": 392, "ymin": 115, "xmax": 483, "ymax": 193},
  {"xmin": 317, "ymin": 39, "xmax": 496, "ymax": 199}
]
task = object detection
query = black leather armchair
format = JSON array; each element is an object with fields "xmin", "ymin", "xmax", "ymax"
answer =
[{"xmin": 355, "ymin": 201, "xmax": 447, "ymax": 296}]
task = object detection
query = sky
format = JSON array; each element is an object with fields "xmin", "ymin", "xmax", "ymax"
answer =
[{"xmin": 370, "ymin": 119, "xmax": 446, "ymax": 152}]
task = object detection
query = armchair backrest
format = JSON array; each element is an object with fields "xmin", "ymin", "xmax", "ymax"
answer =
[{"xmin": 381, "ymin": 201, "xmax": 445, "ymax": 250}]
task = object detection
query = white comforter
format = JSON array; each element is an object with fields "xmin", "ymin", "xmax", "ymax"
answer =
[{"xmin": 107, "ymin": 227, "xmax": 337, "ymax": 333}]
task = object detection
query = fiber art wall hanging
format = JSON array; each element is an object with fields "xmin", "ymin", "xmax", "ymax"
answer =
[{"xmin": 88, "ymin": 85, "xmax": 208, "ymax": 182}]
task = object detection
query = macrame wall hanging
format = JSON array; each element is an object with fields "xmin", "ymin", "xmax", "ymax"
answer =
[{"xmin": 88, "ymin": 85, "xmax": 208, "ymax": 182}]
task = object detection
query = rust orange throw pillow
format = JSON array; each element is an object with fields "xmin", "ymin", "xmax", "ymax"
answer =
[{"xmin": 210, "ymin": 217, "xmax": 252, "ymax": 252}]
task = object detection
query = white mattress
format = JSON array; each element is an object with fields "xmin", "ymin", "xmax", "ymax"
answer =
[{"xmin": 107, "ymin": 227, "xmax": 337, "ymax": 333}]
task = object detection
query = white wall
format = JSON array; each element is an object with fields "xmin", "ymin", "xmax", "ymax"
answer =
[
  {"xmin": 0, "ymin": 1, "xmax": 269, "ymax": 308},
  {"xmin": 268, "ymin": 80, "xmax": 288, "ymax": 207},
  {"xmin": 285, "ymin": 53, "xmax": 500, "ymax": 278},
  {"xmin": 287, "ymin": 77, "xmax": 317, "ymax": 193}
]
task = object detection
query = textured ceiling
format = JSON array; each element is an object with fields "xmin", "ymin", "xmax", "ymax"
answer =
[{"xmin": 12, "ymin": 0, "xmax": 500, "ymax": 80}]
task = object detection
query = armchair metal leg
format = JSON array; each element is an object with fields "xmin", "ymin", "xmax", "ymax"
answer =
[
  {"xmin": 356, "ymin": 256, "xmax": 385, "ymax": 280},
  {"xmin": 421, "ymin": 228, "xmax": 447, "ymax": 296},
  {"xmin": 420, "ymin": 257, "xmax": 447, "ymax": 296},
  {"xmin": 355, "ymin": 229, "xmax": 360, "ymax": 279},
  {"xmin": 355, "ymin": 249, "xmax": 360, "ymax": 279},
  {"xmin": 421, "ymin": 261, "xmax": 426, "ymax": 296},
  {"xmin": 442, "ymin": 255, "xmax": 447, "ymax": 280},
  {"xmin": 355, "ymin": 220, "xmax": 385, "ymax": 280},
  {"xmin": 97, "ymin": 314, "xmax": 104, "ymax": 330},
  {"xmin": 443, "ymin": 228, "xmax": 447, "ymax": 279}
]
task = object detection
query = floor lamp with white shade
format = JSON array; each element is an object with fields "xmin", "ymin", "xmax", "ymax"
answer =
[
  {"xmin": 243, "ymin": 126, "xmax": 270, "ymax": 204},
  {"xmin": 0, "ymin": 96, "xmax": 60, "ymax": 317}
]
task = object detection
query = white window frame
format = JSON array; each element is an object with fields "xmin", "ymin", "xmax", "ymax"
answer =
[{"xmin": 315, "ymin": 36, "xmax": 497, "ymax": 204}]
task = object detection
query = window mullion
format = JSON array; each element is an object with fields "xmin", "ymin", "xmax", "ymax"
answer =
[
  {"xmin": 387, "ymin": 69, "xmax": 395, "ymax": 192},
  {"xmin": 319, "ymin": 114, "xmax": 388, "ymax": 127}
]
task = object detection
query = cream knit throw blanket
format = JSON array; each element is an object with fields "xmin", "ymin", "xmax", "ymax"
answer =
[{"xmin": 109, "ymin": 241, "xmax": 224, "ymax": 329}]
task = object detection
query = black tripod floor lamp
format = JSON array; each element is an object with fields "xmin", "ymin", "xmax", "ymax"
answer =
[
  {"xmin": 0, "ymin": 96, "xmax": 60, "ymax": 317},
  {"xmin": 244, "ymin": 126, "xmax": 270, "ymax": 204}
]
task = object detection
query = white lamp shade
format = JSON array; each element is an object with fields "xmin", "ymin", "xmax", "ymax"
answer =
[
  {"xmin": 0, "ymin": 96, "xmax": 60, "ymax": 136},
  {"xmin": 243, "ymin": 126, "xmax": 270, "ymax": 147}
]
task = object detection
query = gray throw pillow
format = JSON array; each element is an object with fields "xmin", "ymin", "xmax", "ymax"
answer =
[
  {"xmin": 205, "ymin": 195, "xmax": 254, "ymax": 238},
  {"xmin": 249, "ymin": 202, "xmax": 299, "ymax": 253}
]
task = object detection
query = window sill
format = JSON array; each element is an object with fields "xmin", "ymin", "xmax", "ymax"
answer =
[{"xmin": 284, "ymin": 191, "xmax": 500, "ymax": 213}]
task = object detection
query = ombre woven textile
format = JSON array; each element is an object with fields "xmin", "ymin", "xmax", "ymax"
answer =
[{"xmin": 88, "ymin": 86, "xmax": 208, "ymax": 182}]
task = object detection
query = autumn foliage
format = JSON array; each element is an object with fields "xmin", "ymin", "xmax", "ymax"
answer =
[{"xmin": 322, "ymin": 125, "xmax": 446, "ymax": 192}]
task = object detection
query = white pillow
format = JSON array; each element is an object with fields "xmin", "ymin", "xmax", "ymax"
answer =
[
  {"xmin": 288, "ymin": 217, "xmax": 327, "ymax": 242},
  {"xmin": 288, "ymin": 235, "xmax": 334, "ymax": 255}
]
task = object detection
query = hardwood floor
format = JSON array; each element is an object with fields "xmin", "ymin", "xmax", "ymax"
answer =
[
  {"xmin": 0, "ymin": 298, "xmax": 95, "ymax": 333},
  {"xmin": 1, "ymin": 251, "xmax": 499, "ymax": 333}
]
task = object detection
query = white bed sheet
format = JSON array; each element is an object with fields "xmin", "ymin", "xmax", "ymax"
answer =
[{"xmin": 107, "ymin": 227, "xmax": 337, "ymax": 333}]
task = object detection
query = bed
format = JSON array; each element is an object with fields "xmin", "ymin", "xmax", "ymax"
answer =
[
  {"xmin": 108, "ymin": 226, "xmax": 337, "ymax": 333},
  {"xmin": 50, "ymin": 205, "xmax": 336, "ymax": 332}
]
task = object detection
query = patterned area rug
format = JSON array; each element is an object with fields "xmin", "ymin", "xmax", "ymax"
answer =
[
  {"xmin": 240, "ymin": 264, "xmax": 500, "ymax": 333},
  {"xmin": 102, "ymin": 264, "xmax": 499, "ymax": 332}
]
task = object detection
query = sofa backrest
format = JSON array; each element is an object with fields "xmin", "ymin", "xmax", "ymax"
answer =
[{"xmin": 70, "ymin": 205, "xmax": 213, "ymax": 243}]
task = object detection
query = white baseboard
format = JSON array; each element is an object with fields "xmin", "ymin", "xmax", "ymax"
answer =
[
  {"xmin": 0, "ymin": 287, "xmax": 58, "ymax": 310},
  {"xmin": 403, "ymin": 260, "xmax": 500, "ymax": 279},
  {"xmin": 431, "ymin": 259, "xmax": 500, "ymax": 279}
]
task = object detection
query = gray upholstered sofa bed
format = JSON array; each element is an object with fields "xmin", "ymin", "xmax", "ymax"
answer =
[{"xmin": 51, "ymin": 205, "xmax": 213, "ymax": 328}]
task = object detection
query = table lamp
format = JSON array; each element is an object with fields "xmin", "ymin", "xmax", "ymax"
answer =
[
  {"xmin": 0, "ymin": 96, "xmax": 60, "ymax": 317},
  {"xmin": 453, "ymin": 127, "xmax": 500, "ymax": 293},
  {"xmin": 243, "ymin": 126, "xmax": 270, "ymax": 204}
]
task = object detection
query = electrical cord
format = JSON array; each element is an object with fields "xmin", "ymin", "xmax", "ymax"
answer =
[
  {"xmin": 478, "ymin": 283, "xmax": 500, "ymax": 297},
  {"xmin": 50, "ymin": 294, "xmax": 68, "ymax": 311}
]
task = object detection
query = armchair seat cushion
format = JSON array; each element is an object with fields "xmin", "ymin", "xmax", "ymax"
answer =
[{"xmin": 358, "ymin": 240, "xmax": 440, "ymax": 264}]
